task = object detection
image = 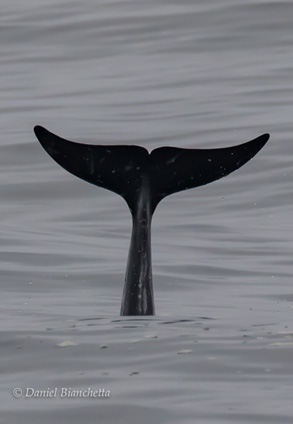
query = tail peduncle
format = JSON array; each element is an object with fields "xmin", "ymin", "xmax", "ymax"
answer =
[{"xmin": 120, "ymin": 176, "xmax": 154, "ymax": 315}]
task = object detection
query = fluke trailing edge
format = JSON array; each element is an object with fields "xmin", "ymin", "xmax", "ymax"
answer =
[{"xmin": 34, "ymin": 126, "xmax": 269, "ymax": 316}]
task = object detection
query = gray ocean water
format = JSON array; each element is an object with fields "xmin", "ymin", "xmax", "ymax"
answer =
[{"xmin": 1, "ymin": 0, "xmax": 293, "ymax": 422}]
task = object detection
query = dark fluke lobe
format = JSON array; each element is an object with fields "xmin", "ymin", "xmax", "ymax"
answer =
[{"xmin": 34, "ymin": 125, "xmax": 269, "ymax": 315}]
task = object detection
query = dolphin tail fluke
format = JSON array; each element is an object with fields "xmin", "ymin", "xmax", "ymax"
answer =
[
  {"xmin": 34, "ymin": 125, "xmax": 150, "ymax": 212},
  {"xmin": 35, "ymin": 126, "xmax": 269, "ymax": 211},
  {"xmin": 150, "ymin": 133, "xmax": 269, "ymax": 207}
]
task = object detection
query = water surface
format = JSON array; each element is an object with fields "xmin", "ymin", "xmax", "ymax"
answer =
[{"xmin": 1, "ymin": 0, "xmax": 293, "ymax": 422}]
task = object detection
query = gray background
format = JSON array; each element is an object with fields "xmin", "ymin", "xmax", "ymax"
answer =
[{"xmin": 1, "ymin": 1, "xmax": 293, "ymax": 422}]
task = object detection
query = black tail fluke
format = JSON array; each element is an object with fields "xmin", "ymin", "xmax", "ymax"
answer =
[
  {"xmin": 149, "ymin": 133, "xmax": 269, "ymax": 207},
  {"xmin": 34, "ymin": 125, "xmax": 150, "ymax": 212},
  {"xmin": 35, "ymin": 126, "xmax": 269, "ymax": 212}
]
